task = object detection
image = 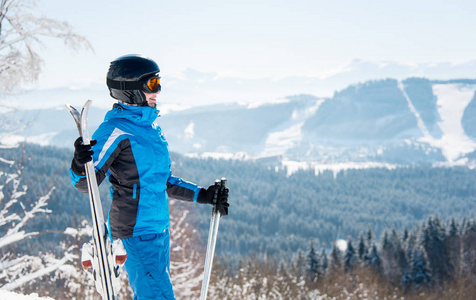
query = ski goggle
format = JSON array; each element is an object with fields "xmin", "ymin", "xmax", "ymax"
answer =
[
  {"xmin": 143, "ymin": 76, "xmax": 161, "ymax": 93},
  {"xmin": 107, "ymin": 73, "xmax": 161, "ymax": 93}
]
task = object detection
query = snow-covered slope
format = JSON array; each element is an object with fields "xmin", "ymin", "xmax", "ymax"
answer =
[
  {"xmin": 428, "ymin": 83, "xmax": 476, "ymax": 163},
  {"xmin": 261, "ymin": 99, "xmax": 324, "ymax": 156}
]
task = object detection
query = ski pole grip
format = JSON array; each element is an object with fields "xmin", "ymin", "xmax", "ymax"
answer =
[
  {"xmin": 220, "ymin": 177, "xmax": 227, "ymax": 188},
  {"xmin": 212, "ymin": 180, "xmax": 220, "ymax": 205}
]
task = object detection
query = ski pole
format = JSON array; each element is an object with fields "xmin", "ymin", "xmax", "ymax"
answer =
[{"xmin": 200, "ymin": 178, "xmax": 226, "ymax": 300}]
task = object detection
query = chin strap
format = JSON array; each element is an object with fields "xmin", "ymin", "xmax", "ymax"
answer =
[
  {"xmin": 117, "ymin": 100, "xmax": 155, "ymax": 108},
  {"xmin": 118, "ymin": 101, "xmax": 140, "ymax": 107}
]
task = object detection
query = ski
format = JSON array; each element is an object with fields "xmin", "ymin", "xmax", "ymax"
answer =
[
  {"xmin": 200, "ymin": 178, "xmax": 226, "ymax": 300},
  {"xmin": 66, "ymin": 100, "xmax": 125, "ymax": 300}
]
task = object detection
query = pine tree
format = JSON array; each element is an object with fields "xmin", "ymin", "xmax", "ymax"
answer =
[
  {"xmin": 345, "ymin": 238, "xmax": 357, "ymax": 273},
  {"xmin": 293, "ymin": 250, "xmax": 306, "ymax": 279},
  {"xmin": 367, "ymin": 244, "xmax": 382, "ymax": 273},
  {"xmin": 446, "ymin": 217, "xmax": 462, "ymax": 280},
  {"xmin": 410, "ymin": 248, "xmax": 432, "ymax": 290},
  {"xmin": 465, "ymin": 220, "xmax": 476, "ymax": 233},
  {"xmin": 421, "ymin": 216, "xmax": 453, "ymax": 284},
  {"xmin": 320, "ymin": 248, "xmax": 328, "ymax": 275},
  {"xmin": 404, "ymin": 232, "xmax": 417, "ymax": 258},
  {"xmin": 381, "ymin": 229, "xmax": 409, "ymax": 285},
  {"xmin": 366, "ymin": 226, "xmax": 374, "ymax": 247},
  {"xmin": 462, "ymin": 220, "xmax": 476, "ymax": 282},
  {"xmin": 449, "ymin": 217, "xmax": 459, "ymax": 237},
  {"xmin": 306, "ymin": 241, "xmax": 319, "ymax": 282},
  {"xmin": 357, "ymin": 234, "xmax": 367, "ymax": 262},
  {"xmin": 330, "ymin": 242, "xmax": 342, "ymax": 271},
  {"xmin": 381, "ymin": 231, "xmax": 390, "ymax": 252},
  {"xmin": 403, "ymin": 228, "xmax": 409, "ymax": 242},
  {"xmin": 394, "ymin": 230, "xmax": 410, "ymax": 287}
]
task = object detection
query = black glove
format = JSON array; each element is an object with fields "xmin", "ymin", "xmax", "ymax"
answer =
[
  {"xmin": 71, "ymin": 137, "xmax": 97, "ymax": 175},
  {"xmin": 197, "ymin": 184, "xmax": 230, "ymax": 216}
]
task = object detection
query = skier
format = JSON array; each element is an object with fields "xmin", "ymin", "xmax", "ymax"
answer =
[{"xmin": 69, "ymin": 54, "xmax": 229, "ymax": 299}]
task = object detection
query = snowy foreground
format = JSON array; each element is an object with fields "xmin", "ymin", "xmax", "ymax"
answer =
[{"xmin": 0, "ymin": 290, "xmax": 54, "ymax": 300}]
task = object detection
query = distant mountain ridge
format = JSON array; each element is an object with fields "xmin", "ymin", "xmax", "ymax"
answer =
[
  {"xmin": 2, "ymin": 77, "xmax": 476, "ymax": 169},
  {"xmin": 158, "ymin": 77, "xmax": 476, "ymax": 168}
]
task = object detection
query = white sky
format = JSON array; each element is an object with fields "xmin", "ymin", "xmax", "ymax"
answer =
[{"xmin": 34, "ymin": 0, "xmax": 476, "ymax": 100}]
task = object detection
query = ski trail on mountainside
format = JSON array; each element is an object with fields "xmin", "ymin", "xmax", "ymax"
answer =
[
  {"xmin": 399, "ymin": 81, "xmax": 476, "ymax": 164},
  {"xmin": 398, "ymin": 81, "xmax": 432, "ymax": 139},
  {"xmin": 423, "ymin": 83, "xmax": 476, "ymax": 163},
  {"xmin": 432, "ymin": 83, "xmax": 476, "ymax": 163},
  {"xmin": 261, "ymin": 99, "xmax": 324, "ymax": 157}
]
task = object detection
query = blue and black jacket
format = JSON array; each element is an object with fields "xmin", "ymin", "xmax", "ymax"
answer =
[{"xmin": 70, "ymin": 103, "xmax": 201, "ymax": 239}]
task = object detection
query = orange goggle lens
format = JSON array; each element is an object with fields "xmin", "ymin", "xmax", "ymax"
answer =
[{"xmin": 146, "ymin": 77, "xmax": 161, "ymax": 92}]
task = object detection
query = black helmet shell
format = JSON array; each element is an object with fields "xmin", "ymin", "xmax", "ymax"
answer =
[{"xmin": 106, "ymin": 54, "xmax": 160, "ymax": 105}]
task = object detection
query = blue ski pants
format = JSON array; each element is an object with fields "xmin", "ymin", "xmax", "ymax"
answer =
[{"xmin": 122, "ymin": 230, "xmax": 176, "ymax": 300}]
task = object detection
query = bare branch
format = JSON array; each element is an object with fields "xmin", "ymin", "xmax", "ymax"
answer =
[
  {"xmin": 5, "ymin": 187, "xmax": 54, "ymax": 237},
  {"xmin": 0, "ymin": 159, "xmax": 55, "ymax": 249},
  {"xmin": 0, "ymin": 0, "xmax": 92, "ymax": 92},
  {"xmin": 1, "ymin": 251, "xmax": 76, "ymax": 291}
]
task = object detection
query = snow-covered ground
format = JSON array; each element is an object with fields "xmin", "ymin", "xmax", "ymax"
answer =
[
  {"xmin": 0, "ymin": 290, "xmax": 54, "ymax": 300},
  {"xmin": 282, "ymin": 160, "xmax": 399, "ymax": 177}
]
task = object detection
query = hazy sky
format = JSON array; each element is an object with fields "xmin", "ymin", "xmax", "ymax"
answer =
[{"xmin": 34, "ymin": 0, "xmax": 476, "ymax": 99}]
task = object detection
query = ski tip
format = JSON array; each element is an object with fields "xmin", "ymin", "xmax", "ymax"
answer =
[
  {"xmin": 65, "ymin": 104, "xmax": 80, "ymax": 116},
  {"xmin": 84, "ymin": 99, "xmax": 93, "ymax": 108}
]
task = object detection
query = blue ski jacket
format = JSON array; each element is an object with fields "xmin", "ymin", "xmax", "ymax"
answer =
[{"xmin": 70, "ymin": 103, "xmax": 201, "ymax": 239}]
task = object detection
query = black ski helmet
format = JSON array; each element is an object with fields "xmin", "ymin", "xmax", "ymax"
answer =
[{"xmin": 106, "ymin": 54, "xmax": 161, "ymax": 105}]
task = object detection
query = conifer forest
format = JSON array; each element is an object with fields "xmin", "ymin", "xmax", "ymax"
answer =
[{"xmin": 0, "ymin": 143, "xmax": 475, "ymax": 299}]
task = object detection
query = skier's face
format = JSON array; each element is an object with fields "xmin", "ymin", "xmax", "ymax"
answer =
[{"xmin": 144, "ymin": 90, "xmax": 161, "ymax": 108}]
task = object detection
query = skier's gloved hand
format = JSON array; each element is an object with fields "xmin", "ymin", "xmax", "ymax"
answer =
[
  {"xmin": 197, "ymin": 184, "xmax": 230, "ymax": 216},
  {"xmin": 216, "ymin": 187, "xmax": 229, "ymax": 216},
  {"xmin": 71, "ymin": 137, "xmax": 97, "ymax": 176}
]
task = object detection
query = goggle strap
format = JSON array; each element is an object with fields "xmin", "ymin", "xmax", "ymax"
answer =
[{"xmin": 107, "ymin": 78, "xmax": 143, "ymax": 90}]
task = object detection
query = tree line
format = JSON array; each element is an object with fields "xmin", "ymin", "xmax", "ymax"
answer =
[
  {"xmin": 0, "ymin": 143, "xmax": 475, "ymax": 261},
  {"xmin": 210, "ymin": 215, "xmax": 476, "ymax": 299},
  {"xmin": 170, "ymin": 152, "xmax": 476, "ymax": 259}
]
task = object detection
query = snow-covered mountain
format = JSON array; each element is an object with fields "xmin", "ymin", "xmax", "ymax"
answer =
[
  {"xmin": 160, "ymin": 78, "xmax": 476, "ymax": 171},
  {"xmin": 2, "ymin": 78, "xmax": 476, "ymax": 170}
]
